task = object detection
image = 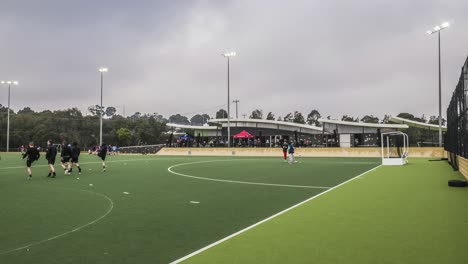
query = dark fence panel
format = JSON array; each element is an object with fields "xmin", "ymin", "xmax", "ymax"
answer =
[{"xmin": 445, "ymin": 56, "xmax": 468, "ymax": 160}]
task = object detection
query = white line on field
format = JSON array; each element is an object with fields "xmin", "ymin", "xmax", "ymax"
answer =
[
  {"xmin": 167, "ymin": 160, "xmax": 331, "ymax": 189},
  {"xmin": 168, "ymin": 164, "xmax": 382, "ymax": 264},
  {"xmin": 0, "ymin": 188, "xmax": 114, "ymax": 255},
  {"xmin": 0, "ymin": 157, "xmax": 194, "ymax": 170}
]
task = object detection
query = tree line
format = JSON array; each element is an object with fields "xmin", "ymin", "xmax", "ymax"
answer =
[
  {"xmin": 0, "ymin": 104, "xmax": 445, "ymax": 150},
  {"xmin": 0, "ymin": 105, "xmax": 166, "ymax": 150}
]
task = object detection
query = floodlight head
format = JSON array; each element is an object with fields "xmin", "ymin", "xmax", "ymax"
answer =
[
  {"xmin": 434, "ymin": 26, "xmax": 441, "ymax": 31},
  {"xmin": 13, "ymin": 81, "xmax": 18, "ymax": 85},
  {"xmin": 426, "ymin": 30, "xmax": 433, "ymax": 35},
  {"xmin": 0, "ymin": 81, "xmax": 4, "ymax": 84},
  {"xmin": 98, "ymin": 67, "xmax": 108, "ymax": 73},
  {"xmin": 7, "ymin": 81, "xmax": 11, "ymax": 84},
  {"xmin": 441, "ymin": 22, "xmax": 450, "ymax": 28},
  {"xmin": 223, "ymin": 51, "xmax": 236, "ymax": 57}
]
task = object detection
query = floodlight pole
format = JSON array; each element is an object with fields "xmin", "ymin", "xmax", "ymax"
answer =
[
  {"xmin": 227, "ymin": 56, "xmax": 231, "ymax": 148},
  {"xmin": 427, "ymin": 22, "xmax": 450, "ymax": 147},
  {"xmin": 98, "ymin": 68, "xmax": 108, "ymax": 146},
  {"xmin": 7, "ymin": 83, "xmax": 11, "ymax": 152},
  {"xmin": 100, "ymin": 71, "xmax": 103, "ymax": 147},
  {"xmin": 222, "ymin": 51, "xmax": 236, "ymax": 147},
  {"xmin": 437, "ymin": 31, "xmax": 442, "ymax": 147},
  {"xmin": 1, "ymin": 80, "xmax": 17, "ymax": 152}
]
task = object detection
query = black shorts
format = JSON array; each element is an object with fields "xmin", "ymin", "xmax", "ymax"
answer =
[
  {"xmin": 61, "ymin": 157, "xmax": 70, "ymax": 163},
  {"xmin": 101, "ymin": 155, "xmax": 106, "ymax": 161},
  {"xmin": 48, "ymin": 158, "xmax": 56, "ymax": 165},
  {"xmin": 71, "ymin": 157, "xmax": 79, "ymax": 163},
  {"xmin": 26, "ymin": 159, "xmax": 35, "ymax": 167}
]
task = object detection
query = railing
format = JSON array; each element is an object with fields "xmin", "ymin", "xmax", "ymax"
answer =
[{"xmin": 445, "ymin": 56, "xmax": 468, "ymax": 163}]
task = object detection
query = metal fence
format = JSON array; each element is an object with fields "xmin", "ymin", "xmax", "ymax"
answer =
[
  {"xmin": 118, "ymin": 144, "xmax": 165, "ymax": 154},
  {"xmin": 445, "ymin": 56, "xmax": 468, "ymax": 163}
]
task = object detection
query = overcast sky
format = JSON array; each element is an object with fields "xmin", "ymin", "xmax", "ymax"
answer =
[{"xmin": 0, "ymin": 0, "xmax": 467, "ymax": 120}]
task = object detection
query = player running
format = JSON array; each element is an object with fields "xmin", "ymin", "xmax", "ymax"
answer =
[
  {"xmin": 22, "ymin": 141, "xmax": 40, "ymax": 179},
  {"xmin": 45, "ymin": 140, "xmax": 57, "ymax": 178},
  {"xmin": 282, "ymin": 142, "xmax": 288, "ymax": 161},
  {"xmin": 98, "ymin": 143, "xmax": 108, "ymax": 172},
  {"xmin": 60, "ymin": 142, "xmax": 72, "ymax": 175},
  {"xmin": 70, "ymin": 142, "xmax": 82, "ymax": 174}
]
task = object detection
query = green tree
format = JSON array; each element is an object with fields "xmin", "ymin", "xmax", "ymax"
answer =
[
  {"xmin": 341, "ymin": 115, "xmax": 358, "ymax": 122},
  {"xmin": 18, "ymin": 107, "xmax": 35, "ymax": 114},
  {"xmin": 397, "ymin": 113, "xmax": 426, "ymax": 123},
  {"xmin": 116, "ymin": 128, "xmax": 132, "ymax": 146},
  {"xmin": 360, "ymin": 115, "xmax": 379, "ymax": 123},
  {"xmin": 190, "ymin": 114, "xmax": 205, "ymax": 126},
  {"xmin": 428, "ymin": 116, "xmax": 446, "ymax": 126},
  {"xmin": 249, "ymin": 109, "xmax": 263, "ymax": 119},
  {"xmin": 216, "ymin": 109, "xmax": 228, "ymax": 119},
  {"xmin": 306, "ymin": 110, "xmax": 321, "ymax": 126},
  {"xmin": 88, "ymin": 105, "xmax": 104, "ymax": 116},
  {"xmin": 293, "ymin": 111, "xmax": 305, "ymax": 124},
  {"xmin": 283, "ymin": 113, "xmax": 293, "ymax": 122},
  {"xmin": 266, "ymin": 112, "xmax": 275, "ymax": 120},
  {"xmin": 169, "ymin": 114, "xmax": 190, "ymax": 125},
  {"xmin": 105, "ymin": 106, "xmax": 117, "ymax": 117}
]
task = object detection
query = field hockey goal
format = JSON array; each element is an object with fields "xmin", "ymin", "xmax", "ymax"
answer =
[{"xmin": 381, "ymin": 131, "xmax": 409, "ymax": 166}]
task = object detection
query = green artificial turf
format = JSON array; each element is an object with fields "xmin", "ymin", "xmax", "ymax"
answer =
[
  {"xmin": 183, "ymin": 159, "xmax": 468, "ymax": 264},
  {"xmin": 0, "ymin": 153, "xmax": 379, "ymax": 264}
]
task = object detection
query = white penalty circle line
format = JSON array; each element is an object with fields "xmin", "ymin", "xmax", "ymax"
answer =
[
  {"xmin": 168, "ymin": 159, "xmax": 331, "ymax": 189},
  {"xmin": 169, "ymin": 164, "xmax": 383, "ymax": 264},
  {"xmin": 0, "ymin": 188, "xmax": 114, "ymax": 255}
]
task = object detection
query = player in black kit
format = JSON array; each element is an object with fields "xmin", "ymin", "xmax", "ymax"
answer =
[
  {"xmin": 46, "ymin": 140, "xmax": 57, "ymax": 178},
  {"xmin": 70, "ymin": 142, "xmax": 82, "ymax": 174},
  {"xmin": 22, "ymin": 141, "xmax": 40, "ymax": 179},
  {"xmin": 61, "ymin": 142, "xmax": 72, "ymax": 175},
  {"xmin": 98, "ymin": 143, "xmax": 108, "ymax": 172}
]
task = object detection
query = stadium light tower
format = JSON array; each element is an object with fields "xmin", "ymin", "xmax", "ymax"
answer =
[
  {"xmin": 98, "ymin": 68, "xmax": 108, "ymax": 146},
  {"xmin": 222, "ymin": 51, "xmax": 236, "ymax": 148},
  {"xmin": 427, "ymin": 21, "xmax": 450, "ymax": 147},
  {"xmin": 0, "ymin": 80, "xmax": 18, "ymax": 152}
]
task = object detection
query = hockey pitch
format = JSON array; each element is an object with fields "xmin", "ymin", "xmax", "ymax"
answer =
[{"xmin": 1, "ymin": 154, "xmax": 467, "ymax": 264}]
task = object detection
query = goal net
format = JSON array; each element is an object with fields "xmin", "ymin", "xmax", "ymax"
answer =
[{"xmin": 381, "ymin": 131, "xmax": 409, "ymax": 165}]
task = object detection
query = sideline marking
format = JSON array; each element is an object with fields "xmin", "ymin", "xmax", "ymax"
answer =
[
  {"xmin": 0, "ymin": 188, "xmax": 114, "ymax": 255},
  {"xmin": 169, "ymin": 164, "xmax": 382, "ymax": 264},
  {"xmin": 168, "ymin": 160, "xmax": 331, "ymax": 189}
]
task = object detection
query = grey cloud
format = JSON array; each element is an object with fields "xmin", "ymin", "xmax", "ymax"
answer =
[{"xmin": 0, "ymin": 0, "xmax": 467, "ymax": 120}]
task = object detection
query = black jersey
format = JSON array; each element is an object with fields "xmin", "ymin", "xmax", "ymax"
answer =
[
  {"xmin": 23, "ymin": 146, "xmax": 40, "ymax": 161},
  {"xmin": 46, "ymin": 145, "xmax": 57, "ymax": 160},
  {"xmin": 61, "ymin": 144, "xmax": 72, "ymax": 158},
  {"xmin": 71, "ymin": 146, "xmax": 81, "ymax": 159},
  {"xmin": 282, "ymin": 144, "xmax": 288, "ymax": 152},
  {"xmin": 98, "ymin": 145, "xmax": 108, "ymax": 157}
]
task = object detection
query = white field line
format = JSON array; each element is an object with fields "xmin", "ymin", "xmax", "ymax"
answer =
[
  {"xmin": 0, "ymin": 188, "xmax": 114, "ymax": 255},
  {"xmin": 0, "ymin": 157, "xmax": 194, "ymax": 170},
  {"xmin": 169, "ymin": 164, "xmax": 383, "ymax": 264},
  {"xmin": 167, "ymin": 160, "xmax": 331, "ymax": 189}
]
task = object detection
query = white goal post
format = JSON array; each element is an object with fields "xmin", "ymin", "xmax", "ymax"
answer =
[{"xmin": 381, "ymin": 131, "xmax": 409, "ymax": 166}]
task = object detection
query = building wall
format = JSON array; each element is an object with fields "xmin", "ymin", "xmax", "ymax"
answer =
[{"xmin": 158, "ymin": 147, "xmax": 445, "ymax": 158}]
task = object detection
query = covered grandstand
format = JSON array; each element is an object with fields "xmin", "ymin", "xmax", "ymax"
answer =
[
  {"xmin": 319, "ymin": 119, "xmax": 408, "ymax": 147},
  {"xmin": 389, "ymin": 116, "xmax": 447, "ymax": 147}
]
